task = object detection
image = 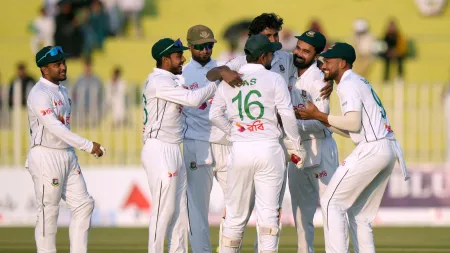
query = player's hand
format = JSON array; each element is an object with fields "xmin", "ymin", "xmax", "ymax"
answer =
[
  {"xmin": 294, "ymin": 108, "xmax": 302, "ymax": 119},
  {"xmin": 91, "ymin": 142, "xmax": 105, "ymax": 158},
  {"xmin": 288, "ymin": 145, "xmax": 307, "ymax": 169},
  {"xmin": 320, "ymin": 80, "xmax": 333, "ymax": 99},
  {"xmin": 298, "ymin": 100, "xmax": 319, "ymax": 120},
  {"xmin": 221, "ymin": 69, "xmax": 243, "ymax": 88}
]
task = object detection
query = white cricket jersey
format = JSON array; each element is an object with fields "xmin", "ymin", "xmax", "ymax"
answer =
[
  {"xmin": 336, "ymin": 70, "xmax": 394, "ymax": 145},
  {"xmin": 27, "ymin": 77, "xmax": 93, "ymax": 152},
  {"xmin": 181, "ymin": 59, "xmax": 229, "ymax": 145},
  {"xmin": 289, "ymin": 62, "xmax": 332, "ymax": 140},
  {"xmin": 209, "ymin": 63, "xmax": 301, "ymax": 144},
  {"xmin": 142, "ymin": 68, "xmax": 217, "ymax": 144},
  {"xmin": 225, "ymin": 50, "xmax": 296, "ymax": 85}
]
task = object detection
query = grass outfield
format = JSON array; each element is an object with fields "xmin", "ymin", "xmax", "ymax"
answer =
[{"xmin": 0, "ymin": 227, "xmax": 450, "ymax": 253}]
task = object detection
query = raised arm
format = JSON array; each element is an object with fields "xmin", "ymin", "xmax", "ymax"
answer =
[{"xmin": 156, "ymin": 77, "xmax": 217, "ymax": 107}]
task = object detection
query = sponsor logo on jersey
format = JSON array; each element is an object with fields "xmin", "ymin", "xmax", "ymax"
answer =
[
  {"xmin": 236, "ymin": 122, "xmax": 245, "ymax": 132},
  {"xmin": 53, "ymin": 100, "xmax": 64, "ymax": 106},
  {"xmin": 40, "ymin": 108, "xmax": 53, "ymax": 116},
  {"xmin": 279, "ymin": 64, "xmax": 285, "ymax": 73},
  {"xmin": 314, "ymin": 170, "xmax": 328, "ymax": 179},
  {"xmin": 188, "ymin": 82, "xmax": 199, "ymax": 90},
  {"xmin": 51, "ymin": 178, "xmax": 59, "ymax": 186},
  {"xmin": 246, "ymin": 120, "xmax": 265, "ymax": 132},
  {"xmin": 57, "ymin": 114, "xmax": 65, "ymax": 125},
  {"xmin": 190, "ymin": 161, "xmax": 197, "ymax": 170},
  {"xmin": 168, "ymin": 170, "xmax": 178, "ymax": 178},
  {"xmin": 384, "ymin": 123, "xmax": 393, "ymax": 133}
]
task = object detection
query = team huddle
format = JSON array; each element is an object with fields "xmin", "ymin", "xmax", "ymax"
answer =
[{"xmin": 25, "ymin": 12, "xmax": 409, "ymax": 253}]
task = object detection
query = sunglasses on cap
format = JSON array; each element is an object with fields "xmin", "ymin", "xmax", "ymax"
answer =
[
  {"xmin": 37, "ymin": 46, "xmax": 65, "ymax": 63},
  {"xmin": 159, "ymin": 38, "xmax": 184, "ymax": 56},
  {"xmin": 192, "ymin": 43, "xmax": 214, "ymax": 51}
]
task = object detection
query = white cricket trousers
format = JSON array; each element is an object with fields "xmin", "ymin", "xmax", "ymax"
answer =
[
  {"xmin": 288, "ymin": 136, "xmax": 339, "ymax": 253},
  {"xmin": 321, "ymin": 138, "xmax": 396, "ymax": 253},
  {"xmin": 27, "ymin": 146, "xmax": 95, "ymax": 253},
  {"xmin": 141, "ymin": 138, "xmax": 188, "ymax": 253},
  {"xmin": 183, "ymin": 139, "xmax": 230, "ymax": 253},
  {"xmin": 221, "ymin": 140, "xmax": 285, "ymax": 253}
]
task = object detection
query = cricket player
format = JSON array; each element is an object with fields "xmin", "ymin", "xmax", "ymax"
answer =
[
  {"xmin": 206, "ymin": 13, "xmax": 332, "ymax": 252},
  {"xmin": 26, "ymin": 46, "xmax": 104, "ymax": 253},
  {"xmin": 299, "ymin": 42, "xmax": 409, "ymax": 253},
  {"xmin": 287, "ymin": 30, "xmax": 343, "ymax": 253},
  {"xmin": 209, "ymin": 34, "xmax": 306, "ymax": 253},
  {"xmin": 181, "ymin": 25, "xmax": 231, "ymax": 253},
  {"xmin": 142, "ymin": 38, "xmax": 233, "ymax": 253},
  {"xmin": 207, "ymin": 13, "xmax": 333, "ymax": 97}
]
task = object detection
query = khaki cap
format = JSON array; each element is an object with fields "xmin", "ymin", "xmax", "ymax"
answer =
[{"xmin": 187, "ymin": 25, "xmax": 217, "ymax": 45}]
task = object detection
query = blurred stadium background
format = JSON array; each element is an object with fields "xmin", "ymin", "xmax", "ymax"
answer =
[{"xmin": 1, "ymin": 0, "xmax": 450, "ymax": 252}]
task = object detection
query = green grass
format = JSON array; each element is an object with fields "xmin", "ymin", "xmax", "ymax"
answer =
[{"xmin": 0, "ymin": 226, "xmax": 450, "ymax": 253}]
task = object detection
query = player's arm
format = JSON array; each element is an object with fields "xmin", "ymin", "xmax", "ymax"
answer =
[
  {"xmin": 295, "ymin": 80, "xmax": 330, "ymax": 132},
  {"xmin": 156, "ymin": 77, "xmax": 217, "ymax": 107},
  {"xmin": 299, "ymin": 82, "xmax": 362, "ymax": 132},
  {"xmin": 206, "ymin": 57, "xmax": 243, "ymax": 86},
  {"xmin": 274, "ymin": 77, "xmax": 307, "ymax": 168},
  {"xmin": 274, "ymin": 77, "xmax": 302, "ymax": 148},
  {"xmin": 328, "ymin": 126, "xmax": 350, "ymax": 138},
  {"xmin": 28, "ymin": 92, "xmax": 93, "ymax": 153},
  {"xmin": 209, "ymin": 83, "xmax": 232, "ymax": 134}
]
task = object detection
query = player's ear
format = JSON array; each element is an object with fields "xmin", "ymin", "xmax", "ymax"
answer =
[{"xmin": 339, "ymin": 59, "xmax": 346, "ymax": 69}]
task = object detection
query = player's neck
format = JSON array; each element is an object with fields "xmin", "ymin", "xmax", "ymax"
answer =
[
  {"xmin": 335, "ymin": 68, "xmax": 351, "ymax": 84},
  {"xmin": 297, "ymin": 67, "xmax": 308, "ymax": 77},
  {"xmin": 43, "ymin": 76, "xmax": 60, "ymax": 86}
]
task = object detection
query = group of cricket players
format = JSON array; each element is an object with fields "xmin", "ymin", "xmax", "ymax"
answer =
[{"xmin": 26, "ymin": 11, "xmax": 410, "ymax": 253}]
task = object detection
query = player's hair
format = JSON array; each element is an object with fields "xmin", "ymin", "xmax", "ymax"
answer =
[
  {"xmin": 245, "ymin": 54, "xmax": 259, "ymax": 63},
  {"xmin": 248, "ymin": 13, "xmax": 284, "ymax": 37}
]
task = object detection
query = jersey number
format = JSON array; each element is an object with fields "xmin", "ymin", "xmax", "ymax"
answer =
[
  {"xmin": 371, "ymin": 88, "xmax": 386, "ymax": 119},
  {"xmin": 232, "ymin": 90, "xmax": 264, "ymax": 120},
  {"xmin": 143, "ymin": 94, "xmax": 148, "ymax": 125}
]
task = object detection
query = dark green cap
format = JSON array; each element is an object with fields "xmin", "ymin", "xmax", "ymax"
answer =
[
  {"xmin": 187, "ymin": 25, "xmax": 217, "ymax": 45},
  {"xmin": 151, "ymin": 38, "xmax": 189, "ymax": 60},
  {"xmin": 319, "ymin": 42, "xmax": 356, "ymax": 65},
  {"xmin": 36, "ymin": 46, "xmax": 69, "ymax": 67},
  {"xmin": 244, "ymin": 34, "xmax": 282, "ymax": 58},
  {"xmin": 295, "ymin": 30, "xmax": 326, "ymax": 53}
]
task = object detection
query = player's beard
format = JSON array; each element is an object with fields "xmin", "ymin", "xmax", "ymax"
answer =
[
  {"xmin": 264, "ymin": 60, "xmax": 272, "ymax": 70},
  {"xmin": 170, "ymin": 62, "xmax": 183, "ymax": 75},
  {"xmin": 323, "ymin": 69, "xmax": 338, "ymax": 81},
  {"xmin": 293, "ymin": 54, "xmax": 313, "ymax": 70},
  {"xmin": 192, "ymin": 53, "xmax": 211, "ymax": 66}
]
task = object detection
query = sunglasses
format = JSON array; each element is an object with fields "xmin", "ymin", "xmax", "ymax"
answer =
[
  {"xmin": 192, "ymin": 43, "xmax": 214, "ymax": 51},
  {"xmin": 37, "ymin": 46, "xmax": 64, "ymax": 63},
  {"xmin": 159, "ymin": 39, "xmax": 184, "ymax": 56}
]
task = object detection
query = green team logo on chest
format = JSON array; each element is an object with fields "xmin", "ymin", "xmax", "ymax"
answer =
[{"xmin": 190, "ymin": 161, "xmax": 197, "ymax": 170}]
